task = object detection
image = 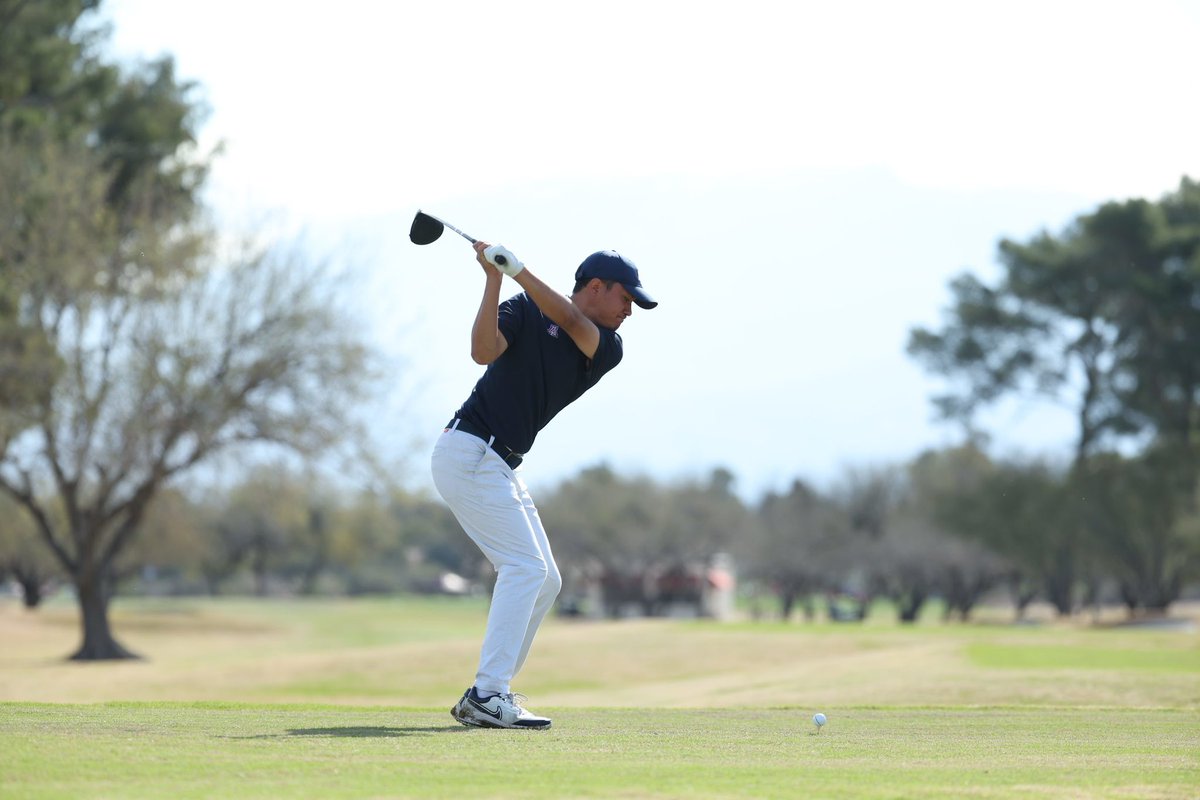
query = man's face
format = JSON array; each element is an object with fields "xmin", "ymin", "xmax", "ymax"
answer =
[{"xmin": 597, "ymin": 281, "xmax": 634, "ymax": 329}]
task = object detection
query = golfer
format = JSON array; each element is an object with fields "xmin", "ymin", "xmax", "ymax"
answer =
[{"xmin": 432, "ymin": 240, "xmax": 656, "ymax": 729}]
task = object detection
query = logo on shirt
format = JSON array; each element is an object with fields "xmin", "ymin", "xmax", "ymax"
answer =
[{"xmin": 546, "ymin": 324, "xmax": 560, "ymax": 338}]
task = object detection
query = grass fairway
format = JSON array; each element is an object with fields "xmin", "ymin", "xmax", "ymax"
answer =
[
  {"xmin": 2, "ymin": 597, "xmax": 1198, "ymax": 798},
  {"xmin": 3, "ymin": 703, "xmax": 1197, "ymax": 799}
]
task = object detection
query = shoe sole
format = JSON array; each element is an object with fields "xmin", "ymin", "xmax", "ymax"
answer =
[
  {"xmin": 452, "ymin": 705, "xmax": 551, "ymax": 730},
  {"xmin": 451, "ymin": 704, "xmax": 487, "ymax": 728},
  {"xmin": 451, "ymin": 694, "xmax": 552, "ymax": 730}
]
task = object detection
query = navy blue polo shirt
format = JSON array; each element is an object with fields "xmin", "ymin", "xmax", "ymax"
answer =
[{"xmin": 452, "ymin": 292, "xmax": 623, "ymax": 457}]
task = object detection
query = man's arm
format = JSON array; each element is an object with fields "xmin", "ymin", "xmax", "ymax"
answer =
[
  {"xmin": 474, "ymin": 242, "xmax": 601, "ymax": 359},
  {"xmin": 470, "ymin": 248, "xmax": 509, "ymax": 365}
]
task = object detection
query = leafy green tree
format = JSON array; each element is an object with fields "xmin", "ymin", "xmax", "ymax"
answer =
[
  {"xmin": 330, "ymin": 488, "xmax": 401, "ymax": 595},
  {"xmin": 538, "ymin": 466, "xmax": 743, "ymax": 617},
  {"xmin": 0, "ymin": 276, "xmax": 59, "ymax": 446},
  {"xmin": 833, "ymin": 465, "xmax": 936, "ymax": 623},
  {"xmin": 0, "ymin": 1, "xmax": 206, "ymax": 213},
  {"xmin": 906, "ymin": 446, "xmax": 1007, "ymax": 621},
  {"xmin": 1103, "ymin": 181, "xmax": 1200, "ymax": 459},
  {"xmin": 188, "ymin": 476, "xmax": 464, "ymax": 598},
  {"xmin": 908, "ymin": 178, "xmax": 1200, "ymax": 613},
  {"xmin": 384, "ymin": 489, "xmax": 477, "ymax": 592},
  {"xmin": 932, "ymin": 459, "xmax": 1075, "ymax": 617},
  {"xmin": 1, "ymin": 0, "xmax": 204, "ymax": 462},
  {"xmin": 0, "ymin": 1, "xmax": 377, "ymax": 660},
  {"xmin": 2, "ymin": 0, "xmax": 208, "ymax": 447},
  {"xmin": 539, "ymin": 464, "xmax": 665, "ymax": 615},
  {"xmin": 831, "ymin": 453, "xmax": 1009, "ymax": 624},
  {"xmin": 122, "ymin": 487, "xmax": 212, "ymax": 594},
  {"xmin": 540, "ymin": 465, "xmax": 660, "ymax": 569},
  {"xmin": 909, "ymin": 177, "xmax": 1199, "ymax": 463},
  {"xmin": 209, "ymin": 467, "xmax": 310, "ymax": 597},
  {"xmin": 211, "ymin": 468, "xmax": 344, "ymax": 597},
  {"xmin": 748, "ymin": 479, "xmax": 847, "ymax": 620},
  {"xmin": 656, "ymin": 468, "xmax": 743, "ymax": 563},
  {"xmin": 1, "ymin": 1, "xmax": 110, "ymax": 136},
  {"xmin": 1075, "ymin": 448, "xmax": 1200, "ymax": 612}
]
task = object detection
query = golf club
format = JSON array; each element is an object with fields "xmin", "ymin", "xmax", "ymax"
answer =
[{"xmin": 409, "ymin": 210, "xmax": 511, "ymax": 267}]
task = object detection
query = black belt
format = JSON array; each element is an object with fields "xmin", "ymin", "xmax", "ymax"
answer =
[{"xmin": 446, "ymin": 418, "xmax": 525, "ymax": 469}]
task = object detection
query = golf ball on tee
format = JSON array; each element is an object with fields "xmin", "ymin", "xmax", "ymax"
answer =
[{"xmin": 813, "ymin": 713, "xmax": 827, "ymax": 728}]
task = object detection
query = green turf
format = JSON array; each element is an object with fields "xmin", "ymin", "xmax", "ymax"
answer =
[
  {"xmin": 2, "ymin": 702, "xmax": 1197, "ymax": 799},
  {"xmin": 2, "ymin": 596, "xmax": 1198, "ymax": 798},
  {"xmin": 968, "ymin": 640, "xmax": 1200, "ymax": 672}
]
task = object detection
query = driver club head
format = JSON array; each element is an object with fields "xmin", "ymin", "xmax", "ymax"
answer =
[{"xmin": 409, "ymin": 211, "xmax": 445, "ymax": 245}]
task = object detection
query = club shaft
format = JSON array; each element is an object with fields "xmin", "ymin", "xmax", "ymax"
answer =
[{"xmin": 441, "ymin": 220, "xmax": 476, "ymax": 244}]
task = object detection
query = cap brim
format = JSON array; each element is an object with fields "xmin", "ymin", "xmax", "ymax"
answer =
[{"xmin": 626, "ymin": 284, "xmax": 657, "ymax": 310}]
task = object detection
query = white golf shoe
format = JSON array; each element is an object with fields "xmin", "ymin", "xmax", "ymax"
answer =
[{"xmin": 451, "ymin": 688, "xmax": 552, "ymax": 730}]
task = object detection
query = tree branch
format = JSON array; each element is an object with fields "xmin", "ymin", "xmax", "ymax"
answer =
[{"xmin": 0, "ymin": 473, "xmax": 78, "ymax": 573}]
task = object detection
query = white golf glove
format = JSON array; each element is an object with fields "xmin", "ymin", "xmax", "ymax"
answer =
[{"xmin": 484, "ymin": 245, "xmax": 524, "ymax": 277}]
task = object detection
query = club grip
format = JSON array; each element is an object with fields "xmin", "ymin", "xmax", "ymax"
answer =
[{"xmin": 483, "ymin": 245, "xmax": 523, "ymax": 276}]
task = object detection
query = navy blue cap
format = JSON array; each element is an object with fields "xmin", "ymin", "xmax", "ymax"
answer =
[{"xmin": 575, "ymin": 251, "xmax": 657, "ymax": 309}]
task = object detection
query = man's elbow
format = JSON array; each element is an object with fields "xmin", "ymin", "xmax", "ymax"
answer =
[
  {"xmin": 471, "ymin": 332, "xmax": 507, "ymax": 364},
  {"xmin": 471, "ymin": 344, "xmax": 499, "ymax": 365}
]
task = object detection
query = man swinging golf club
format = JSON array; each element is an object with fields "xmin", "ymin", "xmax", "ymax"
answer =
[{"xmin": 431, "ymin": 238, "xmax": 657, "ymax": 729}]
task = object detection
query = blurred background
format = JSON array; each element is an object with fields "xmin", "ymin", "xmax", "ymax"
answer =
[{"xmin": 2, "ymin": 0, "xmax": 1198, "ymax": 660}]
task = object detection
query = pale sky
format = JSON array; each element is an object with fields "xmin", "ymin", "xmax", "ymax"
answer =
[{"xmin": 103, "ymin": 0, "xmax": 1200, "ymax": 500}]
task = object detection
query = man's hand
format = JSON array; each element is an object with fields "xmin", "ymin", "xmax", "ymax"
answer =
[
  {"xmin": 472, "ymin": 240, "xmax": 524, "ymax": 277},
  {"xmin": 484, "ymin": 245, "xmax": 524, "ymax": 277},
  {"xmin": 473, "ymin": 241, "xmax": 503, "ymax": 280}
]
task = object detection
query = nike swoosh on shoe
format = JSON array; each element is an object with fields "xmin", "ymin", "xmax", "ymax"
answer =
[{"xmin": 468, "ymin": 698, "xmax": 504, "ymax": 721}]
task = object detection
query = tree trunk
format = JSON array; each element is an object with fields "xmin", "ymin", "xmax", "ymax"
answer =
[
  {"xmin": 252, "ymin": 541, "xmax": 269, "ymax": 597},
  {"xmin": 299, "ymin": 560, "xmax": 322, "ymax": 596},
  {"xmin": 12, "ymin": 566, "xmax": 45, "ymax": 609},
  {"xmin": 1045, "ymin": 548, "xmax": 1075, "ymax": 616},
  {"xmin": 897, "ymin": 588, "xmax": 926, "ymax": 623},
  {"xmin": 70, "ymin": 572, "xmax": 138, "ymax": 661},
  {"xmin": 779, "ymin": 590, "xmax": 795, "ymax": 621},
  {"xmin": 19, "ymin": 577, "xmax": 43, "ymax": 608},
  {"xmin": 1139, "ymin": 574, "xmax": 1180, "ymax": 614},
  {"xmin": 300, "ymin": 507, "xmax": 328, "ymax": 596},
  {"xmin": 1007, "ymin": 571, "xmax": 1037, "ymax": 620},
  {"xmin": 202, "ymin": 570, "xmax": 222, "ymax": 596}
]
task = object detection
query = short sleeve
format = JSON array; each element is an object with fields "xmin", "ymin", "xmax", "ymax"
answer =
[
  {"xmin": 591, "ymin": 328, "xmax": 624, "ymax": 373},
  {"xmin": 496, "ymin": 294, "xmax": 526, "ymax": 345}
]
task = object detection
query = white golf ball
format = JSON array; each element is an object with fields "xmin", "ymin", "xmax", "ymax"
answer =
[{"xmin": 813, "ymin": 713, "xmax": 827, "ymax": 727}]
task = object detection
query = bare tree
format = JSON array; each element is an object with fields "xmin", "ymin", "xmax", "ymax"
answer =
[
  {"xmin": 1, "ymin": 242, "xmax": 375, "ymax": 657},
  {"xmin": 0, "ymin": 492, "xmax": 63, "ymax": 607},
  {"xmin": 0, "ymin": 143, "xmax": 376, "ymax": 658}
]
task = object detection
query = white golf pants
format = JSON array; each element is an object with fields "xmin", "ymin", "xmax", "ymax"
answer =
[{"xmin": 431, "ymin": 428, "xmax": 562, "ymax": 695}]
